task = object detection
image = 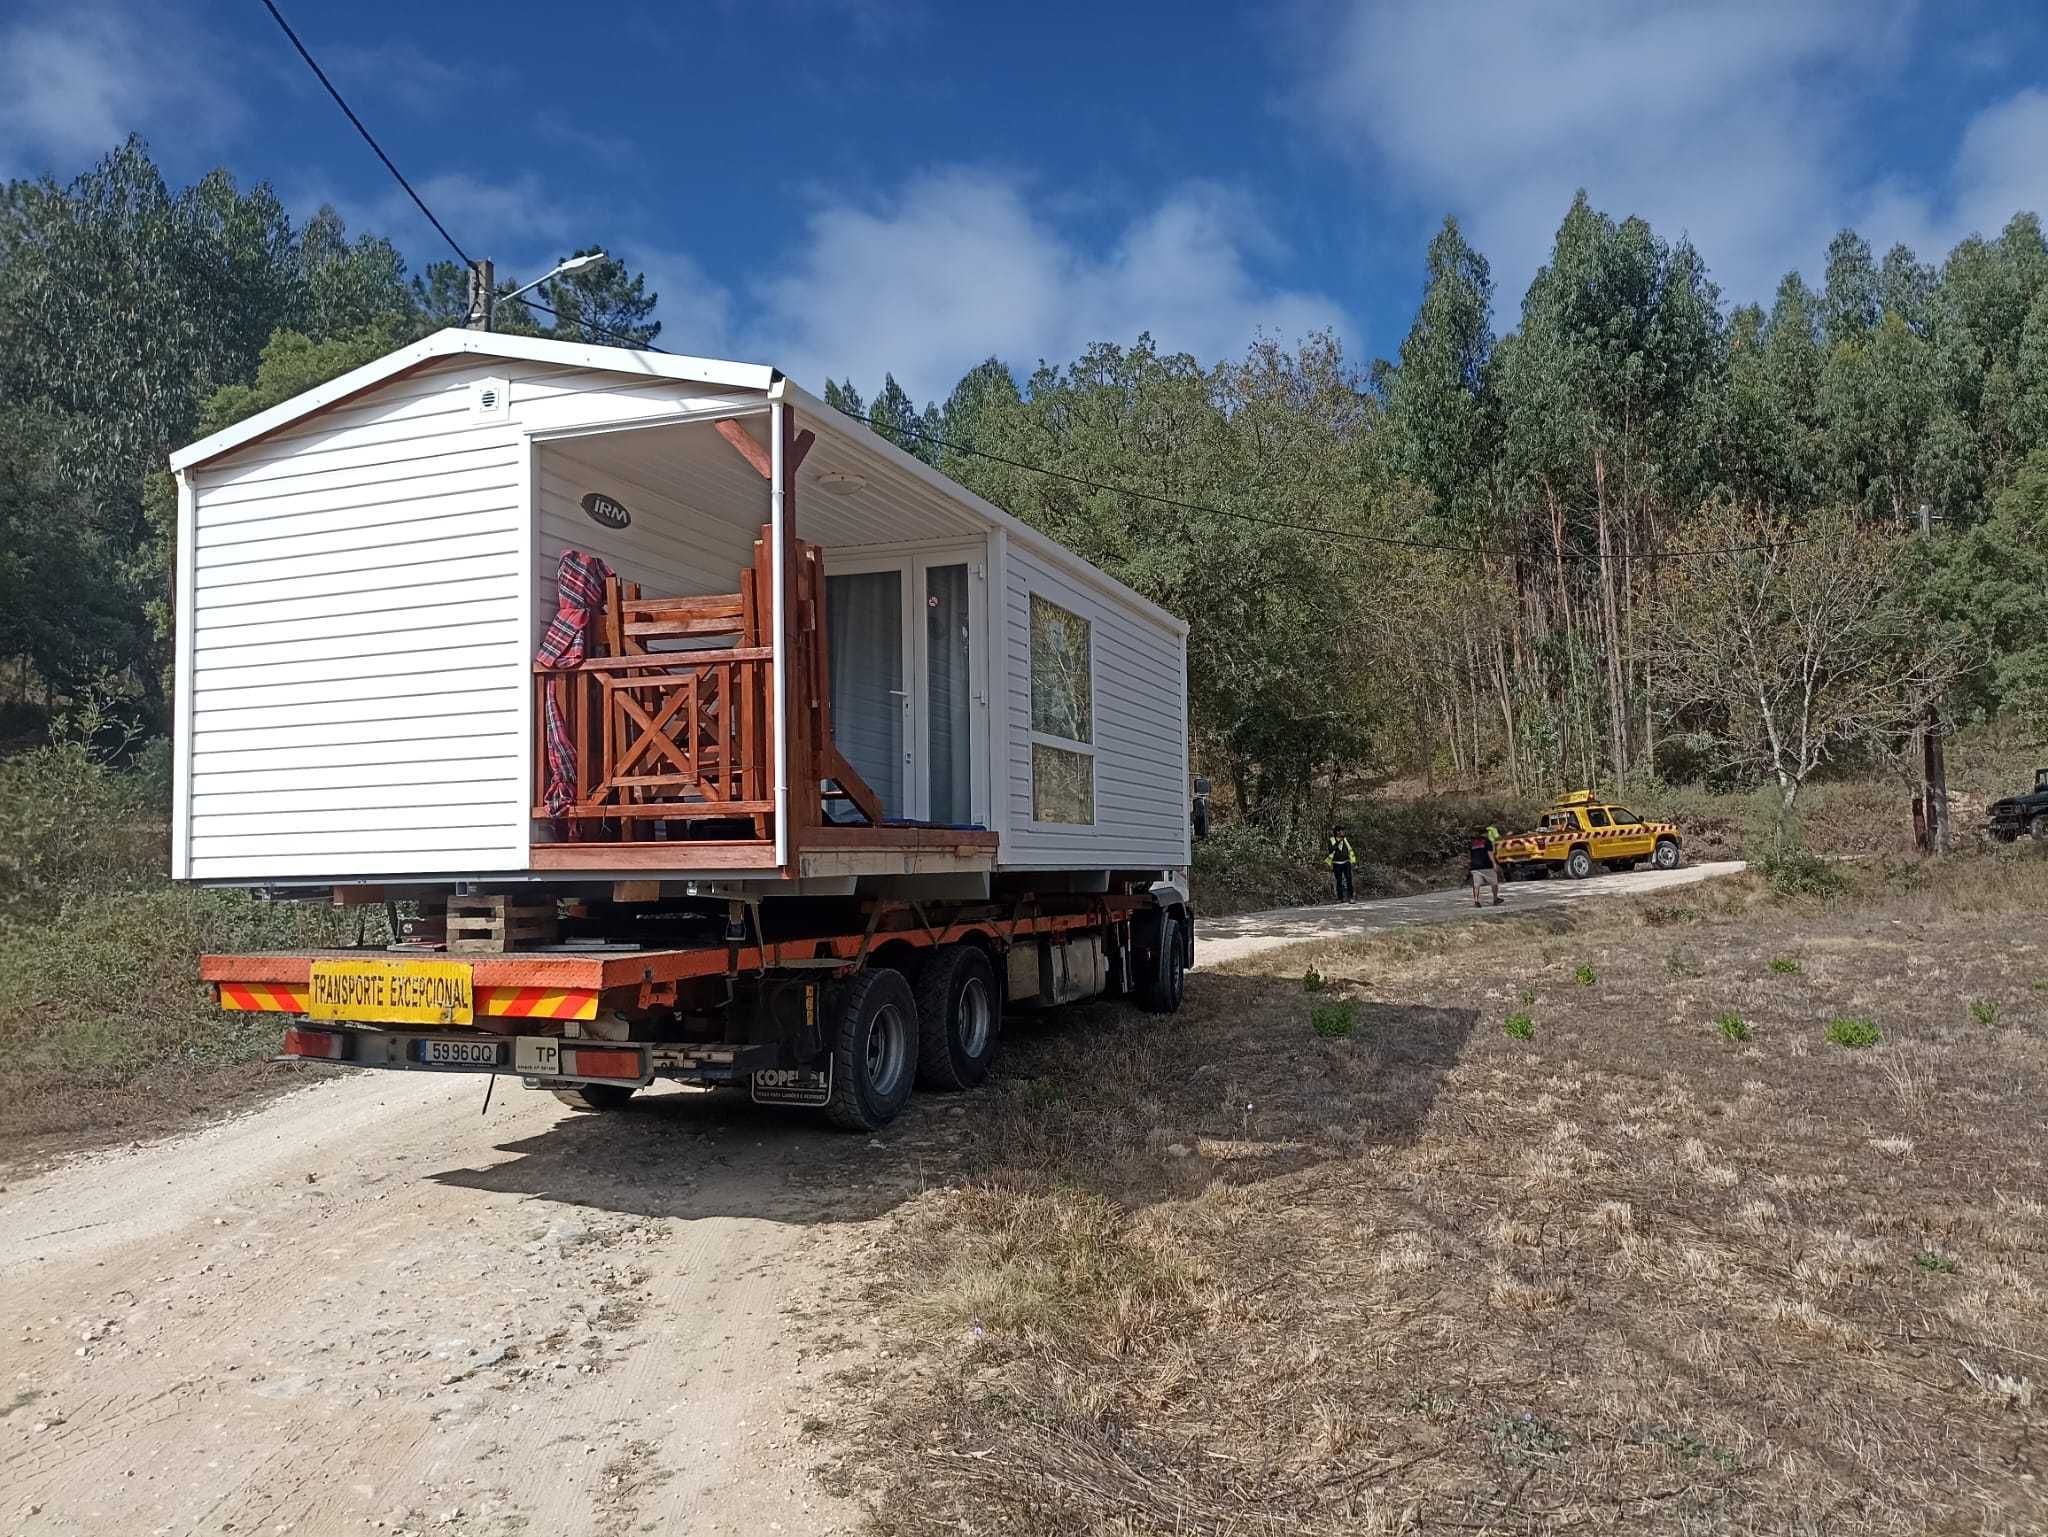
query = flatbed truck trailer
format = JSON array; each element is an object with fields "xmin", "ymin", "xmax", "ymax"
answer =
[{"xmin": 203, "ymin": 881, "xmax": 1191, "ymax": 1130}]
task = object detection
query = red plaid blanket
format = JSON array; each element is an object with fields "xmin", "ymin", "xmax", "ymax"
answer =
[{"xmin": 537, "ymin": 549, "xmax": 612, "ymax": 819}]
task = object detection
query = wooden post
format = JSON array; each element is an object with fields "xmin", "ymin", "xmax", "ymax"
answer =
[
  {"xmin": 1922, "ymin": 713, "xmax": 1950, "ymax": 854},
  {"xmin": 778, "ymin": 405, "xmax": 816, "ymax": 854}
]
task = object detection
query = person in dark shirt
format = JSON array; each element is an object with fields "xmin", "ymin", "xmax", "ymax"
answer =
[
  {"xmin": 1326, "ymin": 825, "xmax": 1357, "ymax": 903},
  {"xmin": 1469, "ymin": 829, "xmax": 1503, "ymax": 908}
]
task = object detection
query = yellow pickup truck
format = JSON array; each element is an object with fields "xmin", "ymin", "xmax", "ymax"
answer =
[{"xmin": 1494, "ymin": 792, "xmax": 1683, "ymax": 880}]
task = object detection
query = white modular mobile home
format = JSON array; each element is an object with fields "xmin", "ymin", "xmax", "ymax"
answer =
[{"xmin": 167, "ymin": 329, "xmax": 1191, "ymax": 891}]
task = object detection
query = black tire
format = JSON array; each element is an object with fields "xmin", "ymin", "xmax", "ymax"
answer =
[
  {"xmin": 2031, "ymin": 814, "xmax": 2048, "ymax": 842},
  {"xmin": 914, "ymin": 945, "xmax": 1001, "ymax": 1091},
  {"xmin": 1138, "ymin": 913, "xmax": 1187, "ymax": 1015},
  {"xmin": 1652, "ymin": 838, "xmax": 1682, "ymax": 870},
  {"xmin": 552, "ymin": 1083, "xmax": 638, "ymax": 1111},
  {"xmin": 1566, "ymin": 846, "xmax": 1595, "ymax": 880},
  {"xmin": 824, "ymin": 968, "xmax": 919, "ymax": 1132}
]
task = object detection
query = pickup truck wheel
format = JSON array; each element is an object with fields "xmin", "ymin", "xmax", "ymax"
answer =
[
  {"xmin": 1566, "ymin": 847, "xmax": 1595, "ymax": 880},
  {"xmin": 553, "ymin": 1083, "xmax": 638, "ymax": 1111},
  {"xmin": 824, "ymin": 968, "xmax": 918, "ymax": 1132},
  {"xmin": 1138, "ymin": 914, "xmax": 1186, "ymax": 1015},
  {"xmin": 914, "ymin": 945, "xmax": 1001, "ymax": 1091},
  {"xmin": 1652, "ymin": 838, "xmax": 1682, "ymax": 870},
  {"xmin": 2031, "ymin": 814, "xmax": 2048, "ymax": 842}
]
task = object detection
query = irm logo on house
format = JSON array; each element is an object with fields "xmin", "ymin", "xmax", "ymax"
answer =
[{"xmin": 582, "ymin": 492, "xmax": 631, "ymax": 529}]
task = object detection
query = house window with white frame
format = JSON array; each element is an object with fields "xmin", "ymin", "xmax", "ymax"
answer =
[{"xmin": 1028, "ymin": 593, "xmax": 1095, "ymax": 824}]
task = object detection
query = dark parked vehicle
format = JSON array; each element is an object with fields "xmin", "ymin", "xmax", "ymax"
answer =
[{"xmin": 1985, "ymin": 767, "xmax": 2048, "ymax": 842}]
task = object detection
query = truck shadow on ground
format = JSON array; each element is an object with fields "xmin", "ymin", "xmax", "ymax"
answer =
[{"xmin": 425, "ymin": 970, "xmax": 1477, "ymax": 1221}]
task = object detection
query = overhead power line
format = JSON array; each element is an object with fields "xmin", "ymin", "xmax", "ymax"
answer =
[{"xmin": 257, "ymin": 0, "xmax": 472, "ymax": 267}]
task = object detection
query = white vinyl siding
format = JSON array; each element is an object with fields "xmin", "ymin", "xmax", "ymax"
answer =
[
  {"xmin": 1000, "ymin": 544, "xmax": 1189, "ymax": 871},
  {"xmin": 184, "ymin": 360, "xmax": 530, "ymax": 880}
]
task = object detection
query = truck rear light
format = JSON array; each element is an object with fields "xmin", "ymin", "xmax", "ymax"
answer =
[
  {"xmin": 563, "ymin": 1047, "xmax": 641, "ymax": 1080},
  {"xmin": 282, "ymin": 1026, "xmax": 347, "ymax": 1060}
]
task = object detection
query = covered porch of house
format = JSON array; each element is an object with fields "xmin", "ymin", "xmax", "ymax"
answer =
[{"xmin": 524, "ymin": 401, "xmax": 1000, "ymax": 877}]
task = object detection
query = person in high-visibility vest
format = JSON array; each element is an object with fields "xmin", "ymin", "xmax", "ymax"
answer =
[
  {"xmin": 1470, "ymin": 828, "xmax": 1504, "ymax": 908},
  {"xmin": 1326, "ymin": 825, "xmax": 1358, "ymax": 903}
]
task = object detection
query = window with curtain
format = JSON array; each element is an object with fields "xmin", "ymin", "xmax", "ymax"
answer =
[{"xmin": 1029, "ymin": 594, "xmax": 1094, "ymax": 824}]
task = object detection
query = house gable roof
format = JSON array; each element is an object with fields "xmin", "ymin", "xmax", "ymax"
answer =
[{"xmin": 168, "ymin": 328, "xmax": 778, "ymax": 473}]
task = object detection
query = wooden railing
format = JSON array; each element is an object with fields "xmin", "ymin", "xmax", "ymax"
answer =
[{"xmin": 533, "ymin": 526, "xmax": 882, "ymax": 845}]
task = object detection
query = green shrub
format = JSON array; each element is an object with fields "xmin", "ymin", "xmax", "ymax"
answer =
[
  {"xmin": 0, "ymin": 745, "xmax": 372, "ymax": 1129},
  {"xmin": 1189, "ymin": 820, "xmax": 1327, "ymax": 917},
  {"xmin": 1748, "ymin": 798, "xmax": 1846, "ymax": 899},
  {"xmin": 1716, "ymin": 1010, "xmax": 1750, "ymax": 1042},
  {"xmin": 1825, "ymin": 1016, "xmax": 1881, "ymax": 1049},
  {"xmin": 1968, "ymin": 997, "xmax": 2001, "ymax": 1027},
  {"xmin": 1914, "ymin": 1250, "xmax": 1959, "ymax": 1274},
  {"xmin": 1503, "ymin": 1011, "xmax": 1535, "ymax": 1041},
  {"xmin": 1302, "ymin": 966, "xmax": 1326, "ymax": 994},
  {"xmin": 1311, "ymin": 1001, "xmax": 1356, "ymax": 1039},
  {"xmin": 1767, "ymin": 956, "xmax": 1802, "ymax": 975},
  {"xmin": 1573, "ymin": 962, "xmax": 1596, "ymax": 987},
  {"xmin": 0, "ymin": 744, "xmax": 161, "ymax": 911}
]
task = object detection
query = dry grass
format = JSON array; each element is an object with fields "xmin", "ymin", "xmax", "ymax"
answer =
[{"xmin": 847, "ymin": 857, "xmax": 2048, "ymax": 1534}]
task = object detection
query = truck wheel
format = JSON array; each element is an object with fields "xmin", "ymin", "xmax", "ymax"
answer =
[
  {"xmin": 1138, "ymin": 914, "xmax": 1186, "ymax": 1015},
  {"xmin": 914, "ymin": 946, "xmax": 1001, "ymax": 1091},
  {"xmin": 824, "ymin": 968, "xmax": 918, "ymax": 1132},
  {"xmin": 1652, "ymin": 838, "xmax": 1682, "ymax": 870},
  {"xmin": 2032, "ymin": 815, "xmax": 2048, "ymax": 842},
  {"xmin": 1566, "ymin": 847, "xmax": 1595, "ymax": 880},
  {"xmin": 552, "ymin": 1083, "xmax": 638, "ymax": 1111}
]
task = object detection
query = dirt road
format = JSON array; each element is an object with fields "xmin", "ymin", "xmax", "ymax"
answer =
[
  {"xmin": 0, "ymin": 859, "xmax": 1744, "ymax": 1535},
  {"xmin": 1196, "ymin": 858, "xmax": 1747, "ymax": 965},
  {"xmin": 0, "ymin": 1072, "xmax": 907, "ymax": 1536}
]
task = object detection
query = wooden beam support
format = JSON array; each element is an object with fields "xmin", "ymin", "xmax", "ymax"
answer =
[
  {"xmin": 714, "ymin": 418, "xmax": 773, "ymax": 479},
  {"xmin": 713, "ymin": 419, "xmax": 814, "ymax": 479},
  {"xmin": 531, "ymin": 841, "xmax": 782, "ymax": 871},
  {"xmin": 822, "ymin": 745, "xmax": 885, "ymax": 828}
]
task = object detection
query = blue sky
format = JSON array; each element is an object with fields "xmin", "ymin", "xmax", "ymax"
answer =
[{"xmin": 5, "ymin": 1, "xmax": 2048, "ymax": 403}]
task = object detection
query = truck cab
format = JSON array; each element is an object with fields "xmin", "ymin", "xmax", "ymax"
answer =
[{"xmin": 1985, "ymin": 767, "xmax": 2048, "ymax": 841}]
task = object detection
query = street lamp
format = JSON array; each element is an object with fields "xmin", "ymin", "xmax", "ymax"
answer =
[
  {"xmin": 499, "ymin": 250, "xmax": 609, "ymax": 305},
  {"xmin": 467, "ymin": 250, "xmax": 609, "ymax": 331}
]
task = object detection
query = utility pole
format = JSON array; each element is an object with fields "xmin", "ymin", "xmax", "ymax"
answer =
[{"xmin": 466, "ymin": 258, "xmax": 495, "ymax": 331}]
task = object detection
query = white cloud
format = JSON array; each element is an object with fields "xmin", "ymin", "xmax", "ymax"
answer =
[
  {"xmin": 1291, "ymin": 0, "xmax": 1917, "ymax": 311},
  {"xmin": 1805, "ymin": 86, "xmax": 2048, "ymax": 275},
  {"xmin": 736, "ymin": 170, "xmax": 1350, "ymax": 402},
  {"xmin": 322, "ymin": 40, "xmax": 488, "ymax": 117},
  {"xmin": 0, "ymin": 1, "xmax": 240, "ymax": 177},
  {"xmin": 622, "ymin": 244, "xmax": 736, "ymax": 357}
]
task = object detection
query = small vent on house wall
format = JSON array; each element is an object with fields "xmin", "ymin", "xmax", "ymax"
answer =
[{"xmin": 472, "ymin": 377, "xmax": 509, "ymax": 419}]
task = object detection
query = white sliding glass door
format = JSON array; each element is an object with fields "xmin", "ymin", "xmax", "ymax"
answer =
[
  {"xmin": 824, "ymin": 566, "xmax": 907, "ymax": 821},
  {"xmin": 825, "ymin": 548, "xmax": 988, "ymax": 827}
]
